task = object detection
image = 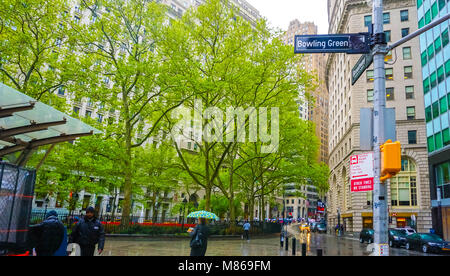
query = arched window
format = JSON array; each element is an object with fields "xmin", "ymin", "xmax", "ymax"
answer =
[{"xmin": 390, "ymin": 158, "xmax": 418, "ymax": 207}]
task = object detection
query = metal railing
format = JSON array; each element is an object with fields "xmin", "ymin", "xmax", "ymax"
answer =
[{"xmin": 29, "ymin": 211, "xmax": 282, "ymax": 236}]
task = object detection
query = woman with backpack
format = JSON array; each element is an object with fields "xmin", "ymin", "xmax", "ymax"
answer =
[{"xmin": 189, "ymin": 218, "xmax": 209, "ymax": 256}]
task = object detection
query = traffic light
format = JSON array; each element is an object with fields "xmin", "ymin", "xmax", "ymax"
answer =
[{"xmin": 380, "ymin": 139, "xmax": 401, "ymax": 182}]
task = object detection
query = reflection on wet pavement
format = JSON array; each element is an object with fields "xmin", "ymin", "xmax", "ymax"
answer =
[{"xmin": 100, "ymin": 225, "xmax": 442, "ymax": 256}]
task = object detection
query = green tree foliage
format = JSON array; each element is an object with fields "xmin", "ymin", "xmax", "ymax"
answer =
[{"xmin": 0, "ymin": 0, "xmax": 78, "ymax": 109}]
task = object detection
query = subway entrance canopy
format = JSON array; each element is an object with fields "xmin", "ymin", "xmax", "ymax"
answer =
[{"xmin": 0, "ymin": 83, "xmax": 101, "ymax": 166}]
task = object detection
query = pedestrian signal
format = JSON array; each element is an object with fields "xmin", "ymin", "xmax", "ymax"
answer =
[{"xmin": 380, "ymin": 140, "xmax": 401, "ymax": 182}]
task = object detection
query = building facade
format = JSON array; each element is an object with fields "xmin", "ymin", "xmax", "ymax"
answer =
[
  {"xmin": 417, "ymin": 0, "xmax": 450, "ymax": 240},
  {"xmin": 326, "ymin": 0, "xmax": 432, "ymax": 234},
  {"xmin": 282, "ymin": 20, "xmax": 329, "ymax": 163}
]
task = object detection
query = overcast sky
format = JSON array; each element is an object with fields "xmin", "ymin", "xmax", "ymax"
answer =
[{"xmin": 246, "ymin": 0, "xmax": 329, "ymax": 34}]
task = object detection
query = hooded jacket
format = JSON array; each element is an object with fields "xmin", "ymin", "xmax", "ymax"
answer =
[{"xmin": 29, "ymin": 211, "xmax": 65, "ymax": 256}]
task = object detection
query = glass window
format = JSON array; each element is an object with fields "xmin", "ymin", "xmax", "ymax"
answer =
[
  {"xmin": 438, "ymin": 66, "xmax": 445, "ymax": 83},
  {"xmin": 436, "ymin": 132, "xmax": 443, "ymax": 150},
  {"xmin": 406, "ymin": 86, "xmax": 414, "ymax": 99},
  {"xmin": 366, "ymin": 70, "xmax": 374, "ymax": 82},
  {"xmin": 446, "ymin": 60, "xmax": 450, "ymax": 76},
  {"xmin": 443, "ymin": 128, "xmax": 450, "ymax": 146},
  {"xmin": 425, "ymin": 10, "xmax": 431, "ymax": 25},
  {"xmin": 421, "ymin": 51, "xmax": 427, "ymax": 67},
  {"xmin": 404, "ymin": 66, "xmax": 413, "ymax": 79},
  {"xmin": 428, "ymin": 44, "xmax": 435, "ymax": 60},
  {"xmin": 408, "ymin": 130, "xmax": 417, "ymax": 144},
  {"xmin": 428, "ymin": 136, "xmax": 435, "ymax": 152},
  {"xmin": 391, "ymin": 158, "xmax": 417, "ymax": 207},
  {"xmin": 435, "ymin": 37, "xmax": 442, "ymax": 53},
  {"xmin": 403, "ymin": 47, "xmax": 412, "ymax": 60},
  {"xmin": 73, "ymin": 106, "xmax": 80, "ymax": 115},
  {"xmin": 430, "ymin": 72, "xmax": 437, "ymax": 88},
  {"xmin": 367, "ymin": 89, "xmax": 374, "ymax": 102},
  {"xmin": 433, "ymin": 101, "xmax": 440, "ymax": 118},
  {"xmin": 439, "ymin": 0, "xmax": 446, "ymax": 10},
  {"xmin": 423, "ymin": 77, "xmax": 430, "ymax": 94},
  {"xmin": 400, "ymin": 10, "xmax": 409, "ymax": 22},
  {"xmin": 364, "ymin": 15, "xmax": 372, "ymax": 27},
  {"xmin": 385, "ymin": 30, "xmax": 391, "ymax": 42},
  {"xmin": 386, "ymin": 87, "xmax": 394, "ymax": 101},
  {"xmin": 407, "ymin": 107, "xmax": 416, "ymax": 120},
  {"xmin": 386, "ymin": 68, "xmax": 393, "ymax": 80},
  {"xmin": 431, "ymin": 2, "xmax": 439, "ymax": 19},
  {"xmin": 419, "ymin": 17, "xmax": 425, "ymax": 29},
  {"xmin": 442, "ymin": 29, "xmax": 449, "ymax": 47},
  {"xmin": 383, "ymin": 12, "xmax": 390, "ymax": 24},
  {"xmin": 426, "ymin": 106, "xmax": 432, "ymax": 122},
  {"xmin": 401, "ymin": 28, "xmax": 409, "ymax": 38},
  {"xmin": 440, "ymin": 97, "xmax": 448, "ymax": 114},
  {"xmin": 417, "ymin": 0, "xmax": 423, "ymax": 8}
]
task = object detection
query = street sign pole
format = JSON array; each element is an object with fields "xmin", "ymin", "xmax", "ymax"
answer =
[{"xmin": 372, "ymin": 0, "xmax": 389, "ymax": 256}]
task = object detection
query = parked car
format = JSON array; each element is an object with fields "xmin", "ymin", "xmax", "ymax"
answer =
[
  {"xmin": 405, "ymin": 233, "xmax": 450, "ymax": 254},
  {"xmin": 299, "ymin": 223, "xmax": 311, "ymax": 233},
  {"xmin": 388, "ymin": 229, "xmax": 408, "ymax": 248},
  {"xmin": 316, "ymin": 223, "xmax": 327, "ymax": 234},
  {"xmin": 395, "ymin": 227, "xmax": 416, "ymax": 235},
  {"xmin": 359, "ymin": 229, "xmax": 374, "ymax": 244}
]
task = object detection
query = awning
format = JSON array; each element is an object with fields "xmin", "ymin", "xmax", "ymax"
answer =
[{"xmin": 0, "ymin": 83, "xmax": 101, "ymax": 160}]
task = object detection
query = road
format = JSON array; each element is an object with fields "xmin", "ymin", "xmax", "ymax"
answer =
[
  {"xmin": 97, "ymin": 225, "xmax": 443, "ymax": 256},
  {"xmin": 288, "ymin": 224, "xmax": 442, "ymax": 256}
]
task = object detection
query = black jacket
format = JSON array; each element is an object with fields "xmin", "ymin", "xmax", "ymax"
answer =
[
  {"xmin": 29, "ymin": 215, "xmax": 65, "ymax": 256},
  {"xmin": 69, "ymin": 216, "xmax": 105, "ymax": 250},
  {"xmin": 190, "ymin": 224, "xmax": 209, "ymax": 256}
]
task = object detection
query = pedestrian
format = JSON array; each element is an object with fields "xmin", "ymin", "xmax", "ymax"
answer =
[
  {"xmin": 280, "ymin": 231, "xmax": 285, "ymax": 247},
  {"xmin": 69, "ymin": 207, "xmax": 105, "ymax": 256},
  {"xmin": 28, "ymin": 210, "xmax": 66, "ymax": 256},
  {"xmin": 243, "ymin": 220, "xmax": 251, "ymax": 240},
  {"xmin": 190, "ymin": 218, "xmax": 209, "ymax": 256}
]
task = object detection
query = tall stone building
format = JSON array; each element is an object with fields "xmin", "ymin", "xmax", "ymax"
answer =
[
  {"xmin": 282, "ymin": 20, "xmax": 329, "ymax": 164},
  {"xmin": 326, "ymin": 0, "xmax": 432, "ymax": 234},
  {"xmin": 280, "ymin": 20, "xmax": 327, "ymax": 220}
]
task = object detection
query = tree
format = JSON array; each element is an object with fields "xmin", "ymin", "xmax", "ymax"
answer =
[
  {"xmin": 0, "ymin": 0, "xmax": 78, "ymax": 110},
  {"xmin": 68, "ymin": 0, "xmax": 188, "ymax": 224},
  {"xmin": 163, "ymin": 0, "xmax": 315, "ymax": 214}
]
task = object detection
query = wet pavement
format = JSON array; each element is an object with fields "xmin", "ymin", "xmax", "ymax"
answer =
[{"xmin": 99, "ymin": 225, "xmax": 443, "ymax": 256}]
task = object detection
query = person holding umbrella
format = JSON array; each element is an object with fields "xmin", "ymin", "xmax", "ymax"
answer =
[{"xmin": 187, "ymin": 211, "xmax": 218, "ymax": 256}]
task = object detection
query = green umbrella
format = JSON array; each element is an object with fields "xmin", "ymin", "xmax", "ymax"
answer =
[{"xmin": 187, "ymin": 210, "xmax": 219, "ymax": 221}]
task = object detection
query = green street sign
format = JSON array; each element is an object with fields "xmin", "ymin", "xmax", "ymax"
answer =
[{"xmin": 352, "ymin": 54, "xmax": 373, "ymax": 85}]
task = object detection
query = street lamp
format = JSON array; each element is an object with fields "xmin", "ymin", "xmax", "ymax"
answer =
[
  {"xmin": 44, "ymin": 196, "xmax": 50, "ymax": 218},
  {"xmin": 182, "ymin": 198, "xmax": 188, "ymax": 231}
]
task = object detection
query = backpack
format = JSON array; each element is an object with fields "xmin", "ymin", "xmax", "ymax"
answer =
[{"xmin": 190, "ymin": 230, "xmax": 203, "ymax": 249}]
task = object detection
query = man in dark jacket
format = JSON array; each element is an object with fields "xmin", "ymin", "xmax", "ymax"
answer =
[
  {"xmin": 190, "ymin": 218, "xmax": 209, "ymax": 256},
  {"xmin": 69, "ymin": 207, "xmax": 105, "ymax": 256},
  {"xmin": 29, "ymin": 210, "xmax": 65, "ymax": 256}
]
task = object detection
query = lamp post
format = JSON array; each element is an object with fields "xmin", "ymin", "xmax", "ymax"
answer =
[
  {"xmin": 44, "ymin": 196, "xmax": 50, "ymax": 219},
  {"xmin": 182, "ymin": 198, "xmax": 188, "ymax": 231}
]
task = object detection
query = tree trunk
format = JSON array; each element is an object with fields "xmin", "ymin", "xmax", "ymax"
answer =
[{"xmin": 121, "ymin": 91, "xmax": 133, "ymax": 226}]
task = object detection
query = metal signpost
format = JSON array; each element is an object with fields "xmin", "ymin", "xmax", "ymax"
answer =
[{"xmin": 294, "ymin": 0, "xmax": 450, "ymax": 256}]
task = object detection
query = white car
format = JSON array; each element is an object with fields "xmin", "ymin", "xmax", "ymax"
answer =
[{"xmin": 395, "ymin": 227, "xmax": 416, "ymax": 235}]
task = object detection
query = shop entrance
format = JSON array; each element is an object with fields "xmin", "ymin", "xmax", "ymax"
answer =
[{"xmin": 363, "ymin": 217, "xmax": 373, "ymax": 229}]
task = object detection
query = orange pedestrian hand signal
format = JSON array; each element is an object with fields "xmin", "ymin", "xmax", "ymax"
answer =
[{"xmin": 380, "ymin": 140, "xmax": 401, "ymax": 182}]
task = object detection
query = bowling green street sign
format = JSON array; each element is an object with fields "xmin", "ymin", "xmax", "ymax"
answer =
[{"xmin": 294, "ymin": 33, "xmax": 371, "ymax": 54}]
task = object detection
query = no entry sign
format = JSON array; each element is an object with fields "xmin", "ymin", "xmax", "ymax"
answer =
[{"xmin": 350, "ymin": 152, "xmax": 374, "ymax": 192}]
